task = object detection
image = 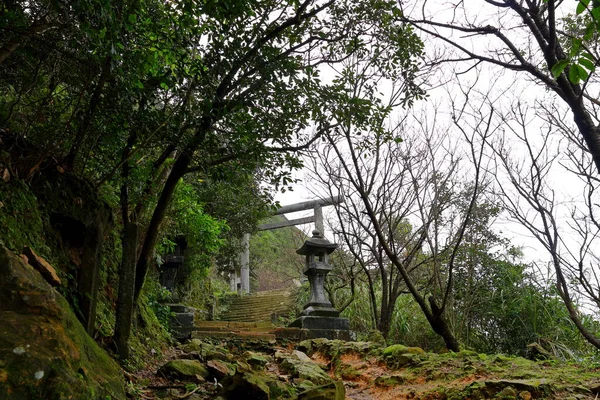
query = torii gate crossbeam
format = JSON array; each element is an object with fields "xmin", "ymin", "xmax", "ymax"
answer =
[{"xmin": 231, "ymin": 196, "xmax": 343, "ymax": 294}]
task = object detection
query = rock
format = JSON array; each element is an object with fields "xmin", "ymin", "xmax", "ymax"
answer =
[
  {"xmin": 298, "ymin": 380, "xmax": 345, "ymax": 400},
  {"xmin": 178, "ymin": 338, "xmax": 213, "ymax": 355},
  {"xmin": 207, "ymin": 359, "xmax": 235, "ymax": 380},
  {"xmin": 276, "ymin": 351, "xmax": 335, "ymax": 386},
  {"xmin": 383, "ymin": 344, "xmax": 425, "ymax": 356},
  {"xmin": 292, "ymin": 350, "xmax": 313, "ymax": 363},
  {"xmin": 244, "ymin": 351, "xmax": 269, "ymax": 370},
  {"xmin": 297, "ymin": 339, "xmax": 379, "ymax": 362},
  {"xmin": 0, "ymin": 245, "xmax": 125, "ymax": 399},
  {"xmin": 205, "ymin": 345, "xmax": 231, "ymax": 362},
  {"xmin": 527, "ymin": 342, "xmax": 554, "ymax": 360},
  {"xmin": 381, "ymin": 344, "xmax": 426, "ymax": 369},
  {"xmin": 478, "ymin": 379, "xmax": 552, "ymax": 398},
  {"xmin": 338, "ymin": 363, "xmax": 366, "ymax": 380},
  {"xmin": 22, "ymin": 246, "xmax": 61, "ymax": 286},
  {"xmin": 221, "ymin": 371, "xmax": 272, "ymax": 400},
  {"xmin": 158, "ymin": 360, "xmax": 209, "ymax": 381},
  {"xmin": 519, "ymin": 391, "xmax": 532, "ymax": 400}
]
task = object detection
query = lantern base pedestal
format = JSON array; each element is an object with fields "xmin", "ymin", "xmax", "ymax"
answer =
[
  {"xmin": 288, "ymin": 316, "xmax": 351, "ymax": 340},
  {"xmin": 300, "ymin": 303, "xmax": 341, "ymax": 317}
]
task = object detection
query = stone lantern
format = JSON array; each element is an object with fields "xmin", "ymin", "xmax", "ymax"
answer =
[{"xmin": 289, "ymin": 230, "xmax": 350, "ymax": 340}]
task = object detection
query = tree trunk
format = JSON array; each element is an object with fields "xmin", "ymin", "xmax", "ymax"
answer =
[
  {"xmin": 133, "ymin": 113, "xmax": 211, "ymax": 301},
  {"xmin": 114, "ymin": 222, "xmax": 139, "ymax": 360},
  {"xmin": 379, "ymin": 303, "xmax": 392, "ymax": 339},
  {"xmin": 428, "ymin": 296, "xmax": 460, "ymax": 352}
]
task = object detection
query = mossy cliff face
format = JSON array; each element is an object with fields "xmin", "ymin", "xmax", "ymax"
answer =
[{"xmin": 0, "ymin": 245, "xmax": 125, "ymax": 399}]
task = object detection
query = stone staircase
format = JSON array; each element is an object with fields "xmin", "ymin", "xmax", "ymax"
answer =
[
  {"xmin": 190, "ymin": 288, "xmax": 299, "ymax": 342},
  {"xmin": 219, "ymin": 288, "xmax": 296, "ymax": 323}
]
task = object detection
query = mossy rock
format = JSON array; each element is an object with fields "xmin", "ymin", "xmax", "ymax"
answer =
[
  {"xmin": 207, "ymin": 359, "xmax": 236, "ymax": 380},
  {"xmin": 0, "ymin": 180, "xmax": 52, "ymax": 261},
  {"xmin": 244, "ymin": 351, "xmax": 269, "ymax": 370},
  {"xmin": 221, "ymin": 371, "xmax": 284, "ymax": 400},
  {"xmin": 451, "ymin": 379, "xmax": 553, "ymax": 399},
  {"xmin": 383, "ymin": 344, "xmax": 425, "ymax": 356},
  {"xmin": 297, "ymin": 380, "xmax": 345, "ymax": 400},
  {"xmin": 157, "ymin": 359, "xmax": 209, "ymax": 381},
  {"xmin": 296, "ymin": 339, "xmax": 378, "ymax": 365},
  {"xmin": 276, "ymin": 351, "xmax": 332, "ymax": 386},
  {"xmin": 205, "ymin": 346, "xmax": 231, "ymax": 362},
  {"xmin": 178, "ymin": 339, "xmax": 204, "ymax": 354},
  {"xmin": 0, "ymin": 246, "xmax": 125, "ymax": 399},
  {"xmin": 458, "ymin": 349, "xmax": 479, "ymax": 357}
]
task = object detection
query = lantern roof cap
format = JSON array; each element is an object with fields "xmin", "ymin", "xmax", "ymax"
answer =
[{"xmin": 297, "ymin": 230, "xmax": 338, "ymax": 255}]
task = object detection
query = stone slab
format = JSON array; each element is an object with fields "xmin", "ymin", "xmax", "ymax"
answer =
[
  {"xmin": 301, "ymin": 305, "xmax": 340, "ymax": 317},
  {"xmin": 299, "ymin": 328, "xmax": 352, "ymax": 341},
  {"xmin": 192, "ymin": 330, "xmax": 276, "ymax": 344},
  {"xmin": 289, "ymin": 315, "xmax": 349, "ymax": 330}
]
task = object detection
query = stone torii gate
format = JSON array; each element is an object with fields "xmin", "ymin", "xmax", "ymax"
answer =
[{"xmin": 231, "ymin": 196, "xmax": 343, "ymax": 294}]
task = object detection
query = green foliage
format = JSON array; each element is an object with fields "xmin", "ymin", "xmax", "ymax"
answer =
[
  {"xmin": 161, "ymin": 181, "xmax": 227, "ymax": 275},
  {"xmin": 551, "ymin": 0, "xmax": 599, "ymax": 84}
]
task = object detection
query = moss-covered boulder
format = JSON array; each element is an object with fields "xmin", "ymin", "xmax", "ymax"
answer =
[
  {"xmin": 274, "ymin": 349, "xmax": 345, "ymax": 399},
  {"xmin": 220, "ymin": 371, "xmax": 276, "ymax": 400},
  {"xmin": 297, "ymin": 338, "xmax": 380, "ymax": 360},
  {"xmin": 244, "ymin": 351, "xmax": 269, "ymax": 370},
  {"xmin": 276, "ymin": 350, "xmax": 332, "ymax": 386},
  {"xmin": 381, "ymin": 344, "xmax": 426, "ymax": 369},
  {"xmin": 207, "ymin": 359, "xmax": 236, "ymax": 380},
  {"xmin": 157, "ymin": 359, "xmax": 209, "ymax": 381},
  {"xmin": 0, "ymin": 245, "xmax": 125, "ymax": 399},
  {"xmin": 383, "ymin": 344, "xmax": 425, "ymax": 356},
  {"xmin": 297, "ymin": 380, "xmax": 345, "ymax": 400}
]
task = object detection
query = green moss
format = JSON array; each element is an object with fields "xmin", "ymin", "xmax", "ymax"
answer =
[
  {"xmin": 158, "ymin": 360, "xmax": 209, "ymax": 379},
  {"xmin": 383, "ymin": 344, "xmax": 425, "ymax": 356},
  {"xmin": 374, "ymin": 374, "xmax": 406, "ymax": 387},
  {"xmin": 124, "ymin": 276, "xmax": 174, "ymax": 370},
  {"xmin": 0, "ymin": 246, "xmax": 125, "ymax": 399},
  {"xmin": 0, "ymin": 180, "xmax": 52, "ymax": 260}
]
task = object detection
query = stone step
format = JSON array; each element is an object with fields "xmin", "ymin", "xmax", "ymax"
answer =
[
  {"xmin": 220, "ymin": 308, "xmax": 294, "ymax": 317},
  {"xmin": 218, "ymin": 288, "xmax": 297, "ymax": 323},
  {"xmin": 221, "ymin": 306, "xmax": 293, "ymax": 315},
  {"xmin": 166, "ymin": 304, "xmax": 190, "ymax": 313},
  {"xmin": 224, "ymin": 302, "xmax": 292, "ymax": 308},
  {"xmin": 194, "ymin": 321, "xmax": 273, "ymax": 331},
  {"xmin": 191, "ymin": 330, "xmax": 276, "ymax": 343},
  {"xmin": 222, "ymin": 297, "xmax": 295, "ymax": 306}
]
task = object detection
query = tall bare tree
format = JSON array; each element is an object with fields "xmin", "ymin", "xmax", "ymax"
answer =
[
  {"xmin": 487, "ymin": 99, "xmax": 600, "ymax": 349},
  {"xmin": 401, "ymin": 0, "xmax": 600, "ymax": 173},
  {"xmin": 308, "ymin": 80, "xmax": 489, "ymax": 348}
]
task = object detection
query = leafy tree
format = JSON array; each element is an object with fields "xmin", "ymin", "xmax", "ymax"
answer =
[{"xmin": 2, "ymin": 0, "xmax": 426, "ymax": 358}]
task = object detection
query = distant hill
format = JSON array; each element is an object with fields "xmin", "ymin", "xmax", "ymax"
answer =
[{"xmin": 249, "ymin": 215, "xmax": 308, "ymax": 291}]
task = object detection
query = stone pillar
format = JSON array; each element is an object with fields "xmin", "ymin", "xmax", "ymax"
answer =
[
  {"xmin": 229, "ymin": 267, "xmax": 237, "ymax": 292},
  {"xmin": 314, "ymin": 204, "xmax": 324, "ymax": 237},
  {"xmin": 240, "ymin": 233, "xmax": 250, "ymax": 294}
]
